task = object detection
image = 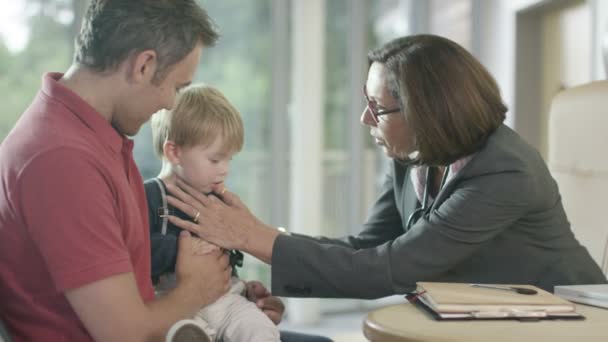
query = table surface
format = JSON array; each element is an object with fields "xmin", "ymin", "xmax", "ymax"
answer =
[{"xmin": 363, "ymin": 302, "xmax": 608, "ymax": 342}]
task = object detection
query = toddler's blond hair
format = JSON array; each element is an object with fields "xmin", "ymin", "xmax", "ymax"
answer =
[{"xmin": 151, "ymin": 84, "xmax": 244, "ymax": 158}]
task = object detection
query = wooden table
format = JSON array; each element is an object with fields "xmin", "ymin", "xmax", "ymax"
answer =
[{"xmin": 363, "ymin": 302, "xmax": 608, "ymax": 342}]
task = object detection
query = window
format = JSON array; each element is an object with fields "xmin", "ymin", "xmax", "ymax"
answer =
[
  {"xmin": 133, "ymin": 0, "xmax": 277, "ymax": 284},
  {"xmin": 0, "ymin": 0, "xmax": 78, "ymax": 141},
  {"xmin": 0, "ymin": 0, "xmax": 407, "ymax": 318},
  {"xmin": 318, "ymin": 0, "xmax": 415, "ymax": 315}
]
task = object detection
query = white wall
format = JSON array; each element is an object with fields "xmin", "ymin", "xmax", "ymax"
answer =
[
  {"xmin": 473, "ymin": 0, "xmax": 606, "ymax": 132},
  {"xmin": 472, "ymin": 0, "xmax": 517, "ymax": 126},
  {"xmin": 539, "ymin": 1, "xmax": 591, "ymax": 157},
  {"xmin": 591, "ymin": 0, "xmax": 608, "ymax": 79},
  {"xmin": 288, "ymin": 0, "xmax": 324, "ymax": 325}
]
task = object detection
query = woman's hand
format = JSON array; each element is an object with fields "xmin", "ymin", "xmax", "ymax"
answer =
[{"xmin": 164, "ymin": 179, "xmax": 279, "ymax": 262}]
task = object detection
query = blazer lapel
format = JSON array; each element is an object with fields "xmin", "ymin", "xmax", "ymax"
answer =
[
  {"xmin": 401, "ymin": 166, "xmax": 419, "ymax": 230},
  {"xmin": 431, "ymin": 153, "xmax": 480, "ymax": 210}
]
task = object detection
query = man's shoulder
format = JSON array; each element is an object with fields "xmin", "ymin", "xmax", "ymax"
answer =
[
  {"xmin": 3, "ymin": 100, "xmax": 105, "ymax": 171},
  {"xmin": 2, "ymin": 139, "xmax": 105, "ymax": 188}
]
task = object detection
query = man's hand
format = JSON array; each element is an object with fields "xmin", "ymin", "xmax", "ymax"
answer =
[
  {"xmin": 175, "ymin": 230, "xmax": 231, "ymax": 307},
  {"xmin": 245, "ymin": 281, "xmax": 285, "ymax": 325},
  {"xmin": 192, "ymin": 237, "xmax": 220, "ymax": 255}
]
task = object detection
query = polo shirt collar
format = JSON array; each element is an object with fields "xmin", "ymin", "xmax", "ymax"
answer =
[{"xmin": 41, "ymin": 72, "xmax": 125, "ymax": 154}]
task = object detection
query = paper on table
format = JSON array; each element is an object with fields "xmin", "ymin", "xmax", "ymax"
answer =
[{"xmin": 413, "ymin": 282, "xmax": 581, "ymax": 319}]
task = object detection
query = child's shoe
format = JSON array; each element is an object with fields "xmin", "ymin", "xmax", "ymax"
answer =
[{"xmin": 166, "ymin": 318, "xmax": 212, "ymax": 342}]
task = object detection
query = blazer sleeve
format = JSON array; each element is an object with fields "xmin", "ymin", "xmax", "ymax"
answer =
[
  {"xmin": 271, "ymin": 169, "xmax": 534, "ymax": 299},
  {"xmin": 345, "ymin": 161, "xmax": 410, "ymax": 249},
  {"xmin": 289, "ymin": 162, "xmax": 408, "ymax": 250}
]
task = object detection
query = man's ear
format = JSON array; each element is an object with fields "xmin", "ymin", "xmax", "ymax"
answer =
[
  {"xmin": 164, "ymin": 140, "xmax": 181, "ymax": 165},
  {"xmin": 128, "ymin": 49, "xmax": 157, "ymax": 84}
]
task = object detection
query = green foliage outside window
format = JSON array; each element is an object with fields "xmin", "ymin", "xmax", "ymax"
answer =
[{"xmin": 0, "ymin": 10, "xmax": 73, "ymax": 141}]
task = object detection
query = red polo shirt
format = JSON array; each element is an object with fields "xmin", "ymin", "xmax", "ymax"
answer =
[{"xmin": 0, "ymin": 73, "xmax": 155, "ymax": 341}]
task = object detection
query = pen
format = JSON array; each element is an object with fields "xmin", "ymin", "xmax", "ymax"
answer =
[{"xmin": 470, "ymin": 283, "xmax": 538, "ymax": 295}]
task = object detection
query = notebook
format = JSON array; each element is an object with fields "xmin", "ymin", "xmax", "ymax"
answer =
[
  {"xmin": 408, "ymin": 282, "xmax": 584, "ymax": 320},
  {"xmin": 554, "ymin": 284, "xmax": 608, "ymax": 309}
]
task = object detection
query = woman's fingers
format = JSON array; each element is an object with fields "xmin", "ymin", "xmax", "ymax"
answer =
[
  {"xmin": 175, "ymin": 178, "xmax": 212, "ymax": 207},
  {"xmin": 166, "ymin": 195, "xmax": 200, "ymax": 220},
  {"xmin": 214, "ymin": 188, "xmax": 246, "ymax": 209},
  {"xmin": 165, "ymin": 182, "xmax": 205, "ymax": 212},
  {"xmin": 212, "ymin": 186, "xmax": 230, "ymax": 203},
  {"xmin": 210, "ymin": 182, "xmax": 225, "ymax": 195},
  {"xmin": 166, "ymin": 184, "xmax": 256, "ymax": 251},
  {"xmin": 208, "ymin": 183, "xmax": 238, "ymax": 207},
  {"xmin": 167, "ymin": 215, "xmax": 203, "ymax": 238}
]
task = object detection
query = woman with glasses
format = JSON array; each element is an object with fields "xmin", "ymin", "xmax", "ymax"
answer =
[{"xmin": 167, "ymin": 34, "xmax": 606, "ymax": 297}]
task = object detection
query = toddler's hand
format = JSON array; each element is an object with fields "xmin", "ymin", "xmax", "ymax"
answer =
[{"xmin": 245, "ymin": 281, "xmax": 284, "ymax": 325}]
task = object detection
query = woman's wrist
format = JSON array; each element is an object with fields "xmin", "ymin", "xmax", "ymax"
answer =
[{"xmin": 243, "ymin": 222, "xmax": 281, "ymax": 264}]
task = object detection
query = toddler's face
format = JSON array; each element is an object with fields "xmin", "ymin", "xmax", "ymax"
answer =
[{"xmin": 174, "ymin": 138, "xmax": 234, "ymax": 194}]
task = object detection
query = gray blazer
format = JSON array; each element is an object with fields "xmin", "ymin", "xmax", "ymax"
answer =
[{"xmin": 271, "ymin": 125, "xmax": 607, "ymax": 298}]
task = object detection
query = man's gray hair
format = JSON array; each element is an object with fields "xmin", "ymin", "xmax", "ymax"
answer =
[{"xmin": 74, "ymin": 0, "xmax": 219, "ymax": 82}]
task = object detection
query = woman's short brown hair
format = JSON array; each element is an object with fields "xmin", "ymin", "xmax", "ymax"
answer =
[
  {"xmin": 151, "ymin": 85, "xmax": 244, "ymax": 159},
  {"xmin": 368, "ymin": 34, "xmax": 507, "ymax": 165}
]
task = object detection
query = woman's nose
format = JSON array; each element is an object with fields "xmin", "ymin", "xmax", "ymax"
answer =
[{"xmin": 360, "ymin": 106, "xmax": 376, "ymax": 127}]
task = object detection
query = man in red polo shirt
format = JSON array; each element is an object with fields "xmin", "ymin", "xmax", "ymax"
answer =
[{"xmin": 0, "ymin": 1, "xmax": 233, "ymax": 341}]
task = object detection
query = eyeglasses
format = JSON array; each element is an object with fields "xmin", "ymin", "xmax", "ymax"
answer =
[{"xmin": 363, "ymin": 85, "xmax": 401, "ymax": 123}]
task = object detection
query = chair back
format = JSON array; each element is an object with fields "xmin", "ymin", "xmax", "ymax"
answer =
[{"xmin": 548, "ymin": 80, "xmax": 608, "ymax": 276}]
